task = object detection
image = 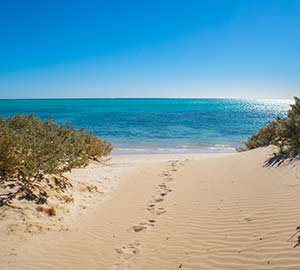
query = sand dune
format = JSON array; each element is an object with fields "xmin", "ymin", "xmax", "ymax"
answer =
[{"xmin": 1, "ymin": 148, "xmax": 300, "ymax": 269}]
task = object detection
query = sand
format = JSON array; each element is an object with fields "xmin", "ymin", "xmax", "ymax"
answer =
[{"xmin": 1, "ymin": 148, "xmax": 300, "ymax": 269}]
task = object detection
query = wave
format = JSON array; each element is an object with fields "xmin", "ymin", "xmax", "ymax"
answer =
[{"xmin": 112, "ymin": 145, "xmax": 236, "ymax": 155}]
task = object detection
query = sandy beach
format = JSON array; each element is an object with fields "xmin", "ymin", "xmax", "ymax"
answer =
[
  {"xmin": 0, "ymin": 147, "xmax": 300, "ymax": 269},
  {"xmin": 1, "ymin": 0, "xmax": 299, "ymax": 268}
]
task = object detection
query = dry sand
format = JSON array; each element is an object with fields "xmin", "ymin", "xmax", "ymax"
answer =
[{"xmin": 1, "ymin": 148, "xmax": 300, "ymax": 269}]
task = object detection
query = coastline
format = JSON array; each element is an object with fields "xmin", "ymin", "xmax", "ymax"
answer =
[
  {"xmin": 2, "ymin": 148, "xmax": 300, "ymax": 269},
  {"xmin": 112, "ymin": 146, "xmax": 236, "ymax": 155}
]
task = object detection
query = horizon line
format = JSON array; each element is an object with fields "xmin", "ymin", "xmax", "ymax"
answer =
[{"xmin": 0, "ymin": 97, "xmax": 294, "ymax": 101}]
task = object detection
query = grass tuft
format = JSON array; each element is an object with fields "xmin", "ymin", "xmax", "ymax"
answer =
[{"xmin": 36, "ymin": 205, "xmax": 57, "ymax": 216}]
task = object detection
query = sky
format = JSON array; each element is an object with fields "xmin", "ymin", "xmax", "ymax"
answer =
[{"xmin": 0, "ymin": 0, "xmax": 299, "ymax": 99}]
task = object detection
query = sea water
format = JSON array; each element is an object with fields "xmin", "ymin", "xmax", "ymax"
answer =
[{"xmin": 0, "ymin": 98, "xmax": 291, "ymax": 154}]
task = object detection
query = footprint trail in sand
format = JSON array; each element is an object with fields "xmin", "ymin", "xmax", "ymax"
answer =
[{"xmin": 114, "ymin": 160, "xmax": 185, "ymax": 267}]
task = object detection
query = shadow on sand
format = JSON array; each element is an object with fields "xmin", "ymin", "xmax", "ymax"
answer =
[
  {"xmin": 264, "ymin": 154, "xmax": 300, "ymax": 168},
  {"xmin": 265, "ymin": 152, "xmax": 300, "ymax": 248}
]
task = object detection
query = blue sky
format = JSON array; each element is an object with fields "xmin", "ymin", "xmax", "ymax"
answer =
[{"xmin": 0, "ymin": 0, "xmax": 299, "ymax": 99}]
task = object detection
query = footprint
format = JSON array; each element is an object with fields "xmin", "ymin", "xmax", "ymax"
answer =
[
  {"xmin": 141, "ymin": 221, "xmax": 156, "ymax": 228},
  {"xmin": 153, "ymin": 197, "xmax": 164, "ymax": 203},
  {"xmin": 158, "ymin": 184, "xmax": 172, "ymax": 192},
  {"xmin": 115, "ymin": 241, "xmax": 141, "ymax": 260},
  {"xmin": 130, "ymin": 220, "xmax": 157, "ymax": 233},
  {"xmin": 155, "ymin": 208, "xmax": 167, "ymax": 215},
  {"xmin": 146, "ymin": 205, "xmax": 166, "ymax": 215},
  {"xmin": 159, "ymin": 186, "xmax": 171, "ymax": 192},
  {"xmin": 146, "ymin": 204, "xmax": 155, "ymax": 210}
]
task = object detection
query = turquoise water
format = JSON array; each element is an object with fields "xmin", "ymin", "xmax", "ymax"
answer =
[{"xmin": 0, "ymin": 99, "xmax": 291, "ymax": 153}]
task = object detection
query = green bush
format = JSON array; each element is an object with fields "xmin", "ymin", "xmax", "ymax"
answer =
[
  {"xmin": 0, "ymin": 114, "xmax": 112, "ymax": 206},
  {"xmin": 241, "ymin": 97, "xmax": 300, "ymax": 156}
]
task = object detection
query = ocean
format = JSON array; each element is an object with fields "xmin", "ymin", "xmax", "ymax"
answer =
[{"xmin": 0, "ymin": 98, "xmax": 291, "ymax": 154}]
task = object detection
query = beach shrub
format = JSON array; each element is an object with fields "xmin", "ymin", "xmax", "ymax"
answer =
[
  {"xmin": 0, "ymin": 114, "xmax": 112, "ymax": 206},
  {"xmin": 240, "ymin": 97, "xmax": 300, "ymax": 157}
]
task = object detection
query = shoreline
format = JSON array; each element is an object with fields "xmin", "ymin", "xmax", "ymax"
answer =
[{"xmin": 112, "ymin": 147, "xmax": 236, "ymax": 155}]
